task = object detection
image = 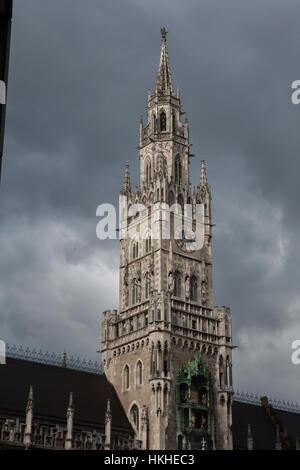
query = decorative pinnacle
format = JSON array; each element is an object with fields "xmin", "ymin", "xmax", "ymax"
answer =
[
  {"xmin": 200, "ymin": 160, "xmax": 208, "ymax": 186},
  {"xmin": 105, "ymin": 399, "xmax": 112, "ymax": 423},
  {"xmin": 62, "ymin": 351, "xmax": 67, "ymax": 368},
  {"xmin": 106, "ymin": 399, "xmax": 111, "ymax": 412},
  {"xmin": 26, "ymin": 385, "xmax": 33, "ymax": 410},
  {"xmin": 122, "ymin": 162, "xmax": 131, "ymax": 193},
  {"xmin": 68, "ymin": 392, "xmax": 74, "ymax": 410}
]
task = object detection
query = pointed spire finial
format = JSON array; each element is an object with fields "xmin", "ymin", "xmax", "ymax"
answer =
[
  {"xmin": 62, "ymin": 351, "xmax": 67, "ymax": 368},
  {"xmin": 68, "ymin": 392, "xmax": 73, "ymax": 410},
  {"xmin": 105, "ymin": 398, "xmax": 112, "ymax": 423},
  {"xmin": 27, "ymin": 385, "xmax": 33, "ymax": 408},
  {"xmin": 156, "ymin": 27, "xmax": 173, "ymax": 95}
]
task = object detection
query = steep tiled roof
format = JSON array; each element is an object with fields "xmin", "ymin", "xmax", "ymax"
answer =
[
  {"xmin": 0, "ymin": 358, "xmax": 133, "ymax": 434},
  {"xmin": 232, "ymin": 401, "xmax": 300, "ymax": 450}
]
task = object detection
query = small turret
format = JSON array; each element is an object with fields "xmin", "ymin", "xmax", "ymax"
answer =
[{"xmin": 200, "ymin": 160, "xmax": 208, "ymax": 187}]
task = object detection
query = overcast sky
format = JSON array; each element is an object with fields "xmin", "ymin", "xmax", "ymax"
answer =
[{"xmin": 1, "ymin": 0, "xmax": 300, "ymax": 403}]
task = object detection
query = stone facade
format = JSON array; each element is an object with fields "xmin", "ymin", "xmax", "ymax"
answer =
[{"xmin": 101, "ymin": 29, "xmax": 233, "ymax": 450}]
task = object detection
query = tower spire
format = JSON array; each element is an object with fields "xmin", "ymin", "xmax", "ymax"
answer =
[{"xmin": 155, "ymin": 27, "xmax": 173, "ymax": 95}]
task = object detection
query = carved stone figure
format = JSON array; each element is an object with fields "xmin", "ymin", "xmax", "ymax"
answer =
[{"xmin": 168, "ymin": 271, "xmax": 174, "ymax": 292}]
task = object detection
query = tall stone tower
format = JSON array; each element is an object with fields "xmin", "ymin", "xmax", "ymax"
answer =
[{"xmin": 101, "ymin": 29, "xmax": 233, "ymax": 450}]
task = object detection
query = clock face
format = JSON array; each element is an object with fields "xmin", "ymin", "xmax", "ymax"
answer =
[{"xmin": 176, "ymin": 229, "xmax": 196, "ymax": 252}]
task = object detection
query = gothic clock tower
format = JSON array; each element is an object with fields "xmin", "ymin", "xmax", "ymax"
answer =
[{"xmin": 101, "ymin": 29, "xmax": 233, "ymax": 450}]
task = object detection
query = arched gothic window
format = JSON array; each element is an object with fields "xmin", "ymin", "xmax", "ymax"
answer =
[
  {"xmin": 136, "ymin": 361, "xmax": 143, "ymax": 385},
  {"xmin": 132, "ymin": 281, "xmax": 138, "ymax": 305},
  {"xmin": 190, "ymin": 276, "xmax": 198, "ymax": 301},
  {"xmin": 204, "ymin": 203, "xmax": 208, "ymax": 217},
  {"xmin": 145, "ymin": 236, "xmax": 151, "ymax": 253},
  {"xmin": 168, "ymin": 191, "xmax": 175, "ymax": 206},
  {"xmin": 178, "ymin": 194, "xmax": 184, "ymax": 213},
  {"xmin": 219, "ymin": 356, "xmax": 224, "ymax": 388},
  {"xmin": 130, "ymin": 404, "xmax": 139, "ymax": 431},
  {"xmin": 175, "ymin": 157, "xmax": 182, "ymax": 184},
  {"xmin": 133, "ymin": 242, "xmax": 139, "ymax": 259},
  {"xmin": 152, "ymin": 113, "xmax": 156, "ymax": 132},
  {"xmin": 146, "ymin": 161, "xmax": 151, "ymax": 184},
  {"xmin": 160, "ymin": 111, "xmax": 166, "ymax": 131},
  {"xmin": 174, "ymin": 272, "xmax": 181, "ymax": 297},
  {"xmin": 225, "ymin": 319, "xmax": 229, "ymax": 337},
  {"xmin": 124, "ymin": 365, "xmax": 130, "ymax": 390},
  {"xmin": 178, "ymin": 435, "xmax": 183, "ymax": 450},
  {"xmin": 145, "ymin": 276, "xmax": 151, "ymax": 300},
  {"xmin": 225, "ymin": 357, "xmax": 231, "ymax": 387}
]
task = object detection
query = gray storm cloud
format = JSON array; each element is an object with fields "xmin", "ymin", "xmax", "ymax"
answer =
[{"xmin": 0, "ymin": 0, "xmax": 299, "ymax": 401}]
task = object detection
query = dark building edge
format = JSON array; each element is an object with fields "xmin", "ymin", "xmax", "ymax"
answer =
[{"xmin": 0, "ymin": 0, "xmax": 13, "ymax": 180}]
